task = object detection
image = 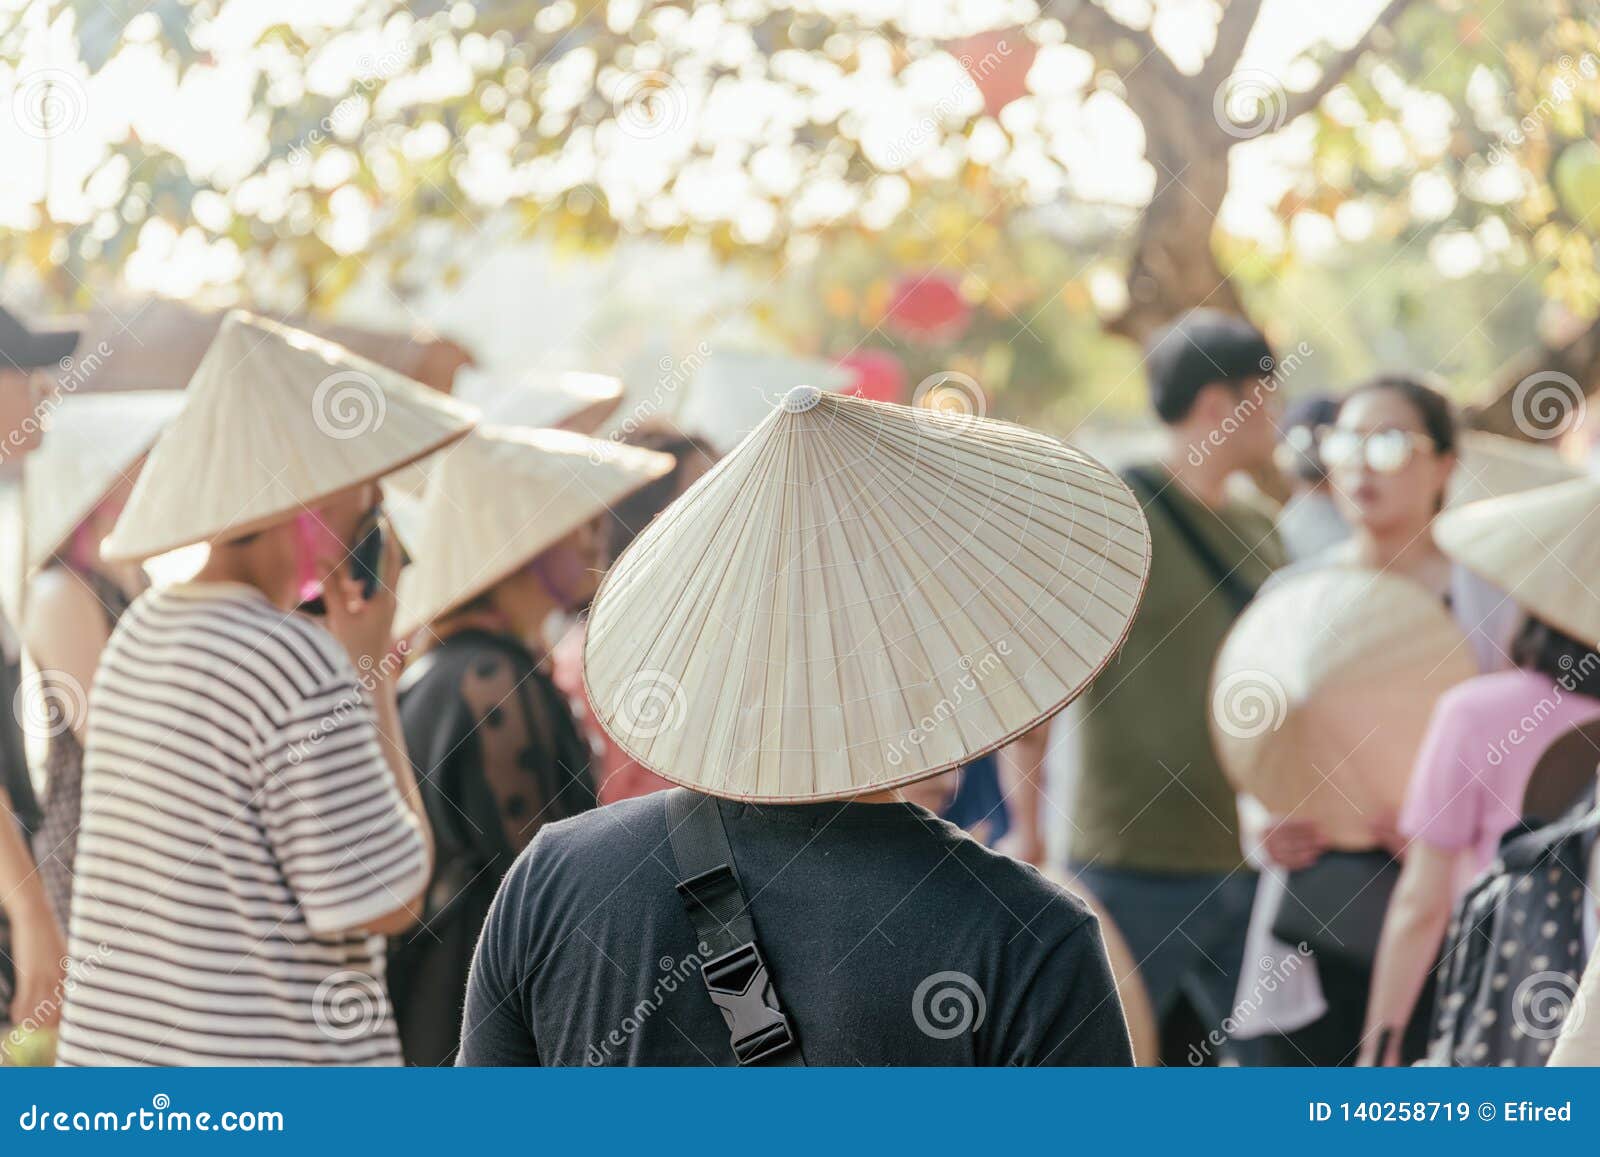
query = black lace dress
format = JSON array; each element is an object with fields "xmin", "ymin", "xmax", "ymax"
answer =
[{"xmin": 387, "ymin": 628, "xmax": 597, "ymax": 1066}]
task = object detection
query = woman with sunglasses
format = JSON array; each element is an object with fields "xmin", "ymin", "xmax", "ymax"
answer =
[{"xmin": 1238, "ymin": 374, "xmax": 1515, "ymax": 1065}]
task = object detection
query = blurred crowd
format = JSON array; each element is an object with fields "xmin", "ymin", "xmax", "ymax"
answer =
[{"xmin": 1, "ymin": 298, "xmax": 1599, "ymax": 1069}]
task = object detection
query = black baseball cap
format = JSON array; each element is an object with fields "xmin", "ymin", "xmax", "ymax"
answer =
[{"xmin": 0, "ymin": 305, "xmax": 80, "ymax": 371}]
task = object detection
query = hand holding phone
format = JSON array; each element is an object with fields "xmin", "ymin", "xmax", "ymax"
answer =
[{"xmin": 320, "ymin": 515, "xmax": 404, "ymax": 679}]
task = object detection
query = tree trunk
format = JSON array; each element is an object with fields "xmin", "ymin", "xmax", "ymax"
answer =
[
  {"xmin": 1470, "ymin": 314, "xmax": 1600, "ymax": 438},
  {"xmin": 1107, "ymin": 131, "xmax": 1241, "ymax": 344}
]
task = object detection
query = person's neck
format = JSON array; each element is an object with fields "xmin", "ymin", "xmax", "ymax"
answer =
[
  {"xmin": 1159, "ymin": 438, "xmax": 1234, "ymax": 510},
  {"xmin": 852, "ymin": 788, "xmax": 912, "ymax": 804},
  {"xmin": 1353, "ymin": 524, "xmax": 1442, "ymax": 582},
  {"xmin": 194, "ymin": 547, "xmax": 294, "ymax": 610},
  {"xmin": 491, "ymin": 585, "xmax": 560, "ymax": 656}
]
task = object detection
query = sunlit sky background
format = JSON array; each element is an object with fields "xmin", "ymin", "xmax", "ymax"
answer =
[{"xmin": 0, "ymin": 0, "xmax": 1419, "ymax": 303}]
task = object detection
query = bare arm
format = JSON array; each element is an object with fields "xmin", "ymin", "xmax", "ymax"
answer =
[
  {"xmin": 1359, "ymin": 841, "xmax": 1457, "ymax": 1064},
  {"xmin": 319, "ymin": 532, "xmax": 433, "ymax": 937},
  {"xmin": 22, "ymin": 571, "xmax": 112, "ymax": 745},
  {"xmin": 0, "ymin": 794, "xmax": 66, "ymax": 1027},
  {"xmin": 360, "ymin": 672, "xmax": 433, "ymax": 936},
  {"xmin": 997, "ymin": 724, "xmax": 1049, "ymax": 866}
]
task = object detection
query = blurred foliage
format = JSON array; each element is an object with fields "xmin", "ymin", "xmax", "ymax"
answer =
[
  {"xmin": 1301, "ymin": 0, "xmax": 1600, "ymax": 320},
  {"xmin": 2, "ymin": 0, "xmax": 1596, "ymax": 419}
]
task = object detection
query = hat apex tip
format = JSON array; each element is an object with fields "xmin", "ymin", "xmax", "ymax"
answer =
[{"xmin": 781, "ymin": 383, "xmax": 822, "ymax": 413}]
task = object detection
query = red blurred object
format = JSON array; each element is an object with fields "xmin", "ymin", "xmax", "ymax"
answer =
[
  {"xmin": 838, "ymin": 348, "xmax": 908, "ymax": 404},
  {"xmin": 949, "ymin": 28, "xmax": 1037, "ymax": 117},
  {"xmin": 885, "ymin": 271, "xmax": 972, "ymax": 343}
]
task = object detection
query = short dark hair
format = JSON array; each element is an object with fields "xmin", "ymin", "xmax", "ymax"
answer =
[
  {"xmin": 1342, "ymin": 372, "xmax": 1458, "ymax": 454},
  {"xmin": 1510, "ymin": 615, "xmax": 1600, "ymax": 699},
  {"xmin": 1144, "ymin": 310, "xmax": 1276, "ymax": 425}
]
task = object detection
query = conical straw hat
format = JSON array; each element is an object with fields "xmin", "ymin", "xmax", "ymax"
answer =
[
  {"xmin": 102, "ymin": 311, "xmax": 476, "ymax": 561},
  {"xmin": 583, "ymin": 385, "xmax": 1152, "ymax": 803},
  {"xmin": 387, "ymin": 369, "xmax": 626, "ymax": 499},
  {"xmin": 1210, "ymin": 566, "xmax": 1477, "ymax": 847},
  {"xmin": 1435, "ymin": 476, "xmax": 1600, "ymax": 646},
  {"xmin": 382, "ymin": 486, "xmax": 425, "ymax": 560},
  {"xmin": 680, "ymin": 349, "xmax": 854, "ymax": 452},
  {"xmin": 1448, "ymin": 430, "xmax": 1581, "ymax": 507},
  {"xmin": 473, "ymin": 369, "xmax": 625, "ymax": 434},
  {"xmin": 23, "ymin": 390, "xmax": 184, "ymax": 570},
  {"xmin": 395, "ymin": 426, "xmax": 674, "ymax": 636}
]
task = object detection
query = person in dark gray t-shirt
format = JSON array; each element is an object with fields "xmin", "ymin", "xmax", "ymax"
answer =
[
  {"xmin": 458, "ymin": 385, "xmax": 1152, "ymax": 1067},
  {"xmin": 458, "ymin": 793, "xmax": 1131, "ymax": 1065}
]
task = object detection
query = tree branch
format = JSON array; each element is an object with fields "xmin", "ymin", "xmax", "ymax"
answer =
[
  {"xmin": 1276, "ymin": 0, "xmax": 1420, "ymax": 124},
  {"xmin": 1048, "ymin": 0, "xmax": 1180, "ymax": 84},
  {"xmin": 1201, "ymin": 0, "xmax": 1263, "ymax": 84}
]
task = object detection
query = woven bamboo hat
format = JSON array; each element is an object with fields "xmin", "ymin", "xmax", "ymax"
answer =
[
  {"xmin": 388, "ymin": 369, "xmax": 626, "ymax": 498},
  {"xmin": 1435, "ymin": 476, "xmax": 1600, "ymax": 646},
  {"xmin": 1448, "ymin": 430, "xmax": 1581, "ymax": 507},
  {"xmin": 583, "ymin": 385, "xmax": 1152, "ymax": 803},
  {"xmin": 23, "ymin": 390, "xmax": 184, "ymax": 570},
  {"xmin": 475, "ymin": 369, "xmax": 625, "ymax": 434},
  {"xmin": 395, "ymin": 426, "xmax": 674, "ymax": 635},
  {"xmin": 102, "ymin": 311, "xmax": 476, "ymax": 561},
  {"xmin": 1210, "ymin": 566, "xmax": 1477, "ymax": 847},
  {"xmin": 680, "ymin": 349, "xmax": 854, "ymax": 452}
]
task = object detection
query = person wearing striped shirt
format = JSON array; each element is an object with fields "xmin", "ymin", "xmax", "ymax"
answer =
[{"xmin": 53, "ymin": 312, "xmax": 473, "ymax": 1065}]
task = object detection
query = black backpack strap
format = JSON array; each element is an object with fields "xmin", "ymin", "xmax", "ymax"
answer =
[
  {"xmin": 1123, "ymin": 466, "xmax": 1260, "ymax": 615},
  {"xmin": 664, "ymin": 788, "xmax": 804, "ymax": 1066}
]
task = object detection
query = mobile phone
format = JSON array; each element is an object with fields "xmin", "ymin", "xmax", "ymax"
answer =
[{"xmin": 297, "ymin": 506, "xmax": 388, "ymax": 615}]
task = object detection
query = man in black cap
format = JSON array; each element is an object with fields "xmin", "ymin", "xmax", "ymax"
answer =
[
  {"xmin": 0, "ymin": 303, "xmax": 79, "ymax": 826},
  {"xmin": 0, "ymin": 304, "xmax": 80, "ymax": 430},
  {"xmin": 0, "ymin": 303, "xmax": 79, "ymax": 1043}
]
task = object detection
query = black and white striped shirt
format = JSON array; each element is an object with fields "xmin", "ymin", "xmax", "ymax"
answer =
[{"xmin": 57, "ymin": 583, "xmax": 427, "ymax": 1066}]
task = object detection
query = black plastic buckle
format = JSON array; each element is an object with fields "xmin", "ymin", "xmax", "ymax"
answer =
[{"xmin": 700, "ymin": 941, "xmax": 796, "ymax": 1065}]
